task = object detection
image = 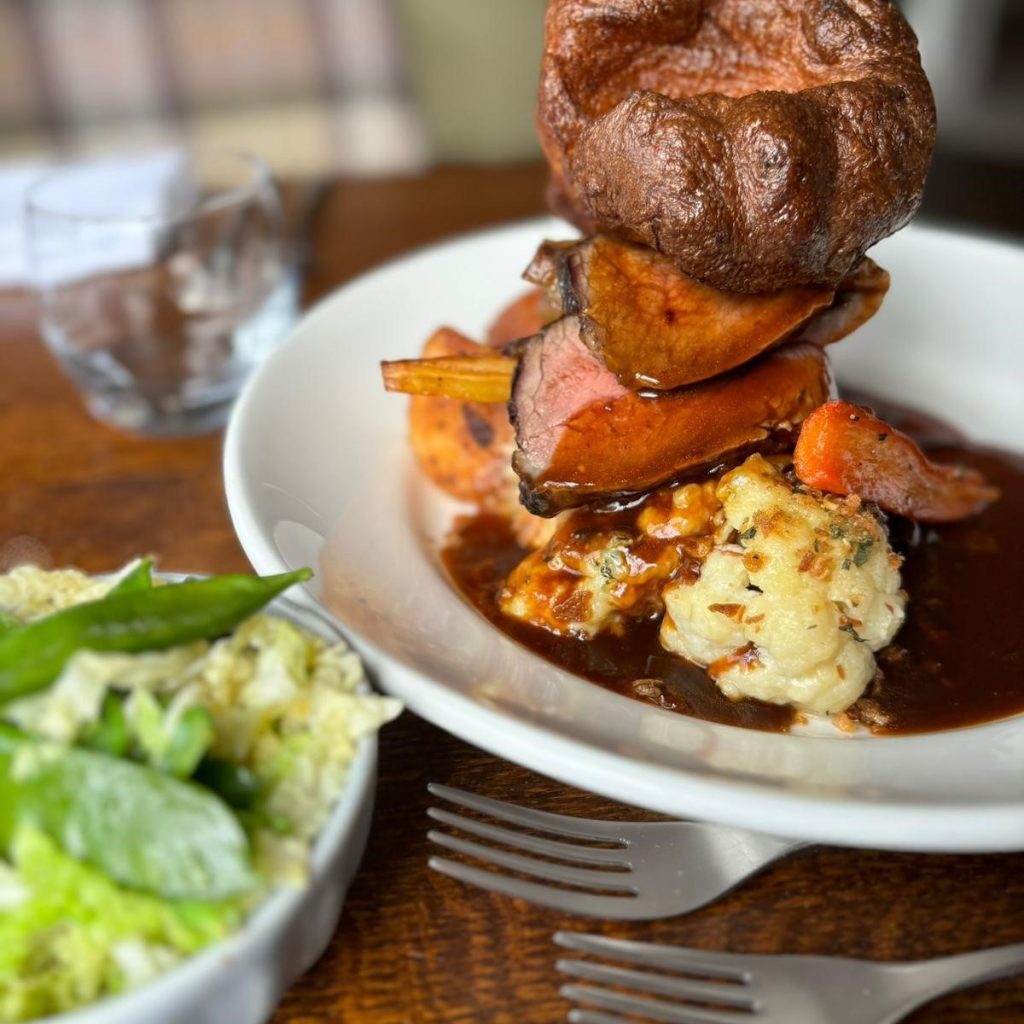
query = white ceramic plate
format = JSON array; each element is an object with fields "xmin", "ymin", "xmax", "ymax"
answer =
[{"xmin": 225, "ymin": 218, "xmax": 1024, "ymax": 853}]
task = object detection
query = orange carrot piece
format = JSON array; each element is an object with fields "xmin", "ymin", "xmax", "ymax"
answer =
[{"xmin": 794, "ymin": 400, "xmax": 999, "ymax": 523}]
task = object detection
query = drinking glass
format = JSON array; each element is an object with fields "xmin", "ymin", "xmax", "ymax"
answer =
[{"xmin": 25, "ymin": 149, "xmax": 297, "ymax": 435}]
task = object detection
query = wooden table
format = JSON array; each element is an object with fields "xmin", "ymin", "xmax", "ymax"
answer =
[{"xmin": 2, "ymin": 164, "xmax": 1023, "ymax": 1023}]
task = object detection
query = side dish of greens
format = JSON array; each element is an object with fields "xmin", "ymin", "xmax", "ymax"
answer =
[{"xmin": 0, "ymin": 561, "xmax": 400, "ymax": 1022}]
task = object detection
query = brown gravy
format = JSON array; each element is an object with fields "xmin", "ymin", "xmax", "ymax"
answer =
[{"xmin": 441, "ymin": 402, "xmax": 1024, "ymax": 734}]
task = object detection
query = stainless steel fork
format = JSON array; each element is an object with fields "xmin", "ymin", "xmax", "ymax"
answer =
[
  {"xmin": 555, "ymin": 931, "xmax": 1024, "ymax": 1024},
  {"xmin": 426, "ymin": 783, "xmax": 807, "ymax": 920}
]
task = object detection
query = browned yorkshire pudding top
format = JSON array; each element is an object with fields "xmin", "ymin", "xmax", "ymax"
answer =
[{"xmin": 538, "ymin": 0, "xmax": 935, "ymax": 293}]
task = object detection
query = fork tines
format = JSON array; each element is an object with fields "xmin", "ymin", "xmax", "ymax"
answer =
[
  {"xmin": 555, "ymin": 931, "xmax": 758, "ymax": 1024},
  {"xmin": 426, "ymin": 783, "xmax": 644, "ymax": 917}
]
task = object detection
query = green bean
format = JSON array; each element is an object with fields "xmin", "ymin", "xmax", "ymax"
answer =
[
  {"xmin": 79, "ymin": 692, "xmax": 131, "ymax": 758},
  {"xmin": 0, "ymin": 610, "xmax": 18, "ymax": 638},
  {"xmin": 81, "ymin": 695, "xmax": 214, "ymax": 777},
  {"xmin": 0, "ymin": 568, "xmax": 312, "ymax": 704},
  {"xmin": 161, "ymin": 705, "xmax": 216, "ymax": 779},
  {"xmin": 0, "ymin": 723, "xmax": 254, "ymax": 901},
  {"xmin": 106, "ymin": 558, "xmax": 154, "ymax": 597}
]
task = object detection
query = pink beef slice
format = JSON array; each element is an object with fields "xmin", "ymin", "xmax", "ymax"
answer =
[
  {"xmin": 510, "ymin": 317, "xmax": 833, "ymax": 516},
  {"xmin": 510, "ymin": 316, "xmax": 628, "ymax": 482}
]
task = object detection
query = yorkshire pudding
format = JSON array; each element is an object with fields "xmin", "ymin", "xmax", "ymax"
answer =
[{"xmin": 538, "ymin": 0, "xmax": 936, "ymax": 293}]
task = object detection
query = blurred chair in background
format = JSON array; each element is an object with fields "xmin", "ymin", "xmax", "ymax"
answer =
[
  {"xmin": 0, "ymin": 0, "xmax": 419, "ymax": 175},
  {"xmin": 0, "ymin": 0, "xmax": 546, "ymax": 175},
  {"xmin": 397, "ymin": 0, "xmax": 545, "ymax": 162}
]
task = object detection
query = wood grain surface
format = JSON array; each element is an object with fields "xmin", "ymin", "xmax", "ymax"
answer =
[{"xmin": 1, "ymin": 164, "xmax": 1023, "ymax": 1023}]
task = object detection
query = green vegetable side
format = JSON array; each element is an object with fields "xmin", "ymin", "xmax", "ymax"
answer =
[{"xmin": 0, "ymin": 562, "xmax": 401, "ymax": 1022}]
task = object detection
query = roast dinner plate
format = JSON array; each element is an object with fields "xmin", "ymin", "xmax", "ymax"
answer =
[{"xmin": 225, "ymin": 217, "xmax": 1024, "ymax": 852}]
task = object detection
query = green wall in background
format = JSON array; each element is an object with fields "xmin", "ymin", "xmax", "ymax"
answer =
[{"xmin": 396, "ymin": 0, "xmax": 548, "ymax": 162}]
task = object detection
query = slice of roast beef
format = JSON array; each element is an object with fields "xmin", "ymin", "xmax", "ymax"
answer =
[
  {"xmin": 509, "ymin": 316, "xmax": 628, "ymax": 486},
  {"xmin": 525, "ymin": 236, "xmax": 887, "ymax": 391},
  {"xmin": 510, "ymin": 316, "xmax": 833, "ymax": 516}
]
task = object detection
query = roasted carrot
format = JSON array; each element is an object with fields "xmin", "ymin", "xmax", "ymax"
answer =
[{"xmin": 793, "ymin": 400, "xmax": 999, "ymax": 523}]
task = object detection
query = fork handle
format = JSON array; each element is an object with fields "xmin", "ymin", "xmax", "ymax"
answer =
[
  {"xmin": 684, "ymin": 827, "xmax": 811, "ymax": 906},
  {"xmin": 919, "ymin": 942, "xmax": 1024, "ymax": 991},
  {"xmin": 887, "ymin": 943, "xmax": 1024, "ymax": 1021}
]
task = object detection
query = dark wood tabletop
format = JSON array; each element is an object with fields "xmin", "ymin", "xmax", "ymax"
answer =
[{"xmin": 2, "ymin": 163, "xmax": 1023, "ymax": 1024}]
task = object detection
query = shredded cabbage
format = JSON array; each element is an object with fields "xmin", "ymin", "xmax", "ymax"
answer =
[{"xmin": 0, "ymin": 828, "xmax": 240, "ymax": 1022}]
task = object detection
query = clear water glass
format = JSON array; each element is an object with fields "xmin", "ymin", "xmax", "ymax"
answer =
[{"xmin": 26, "ymin": 149, "xmax": 297, "ymax": 436}]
